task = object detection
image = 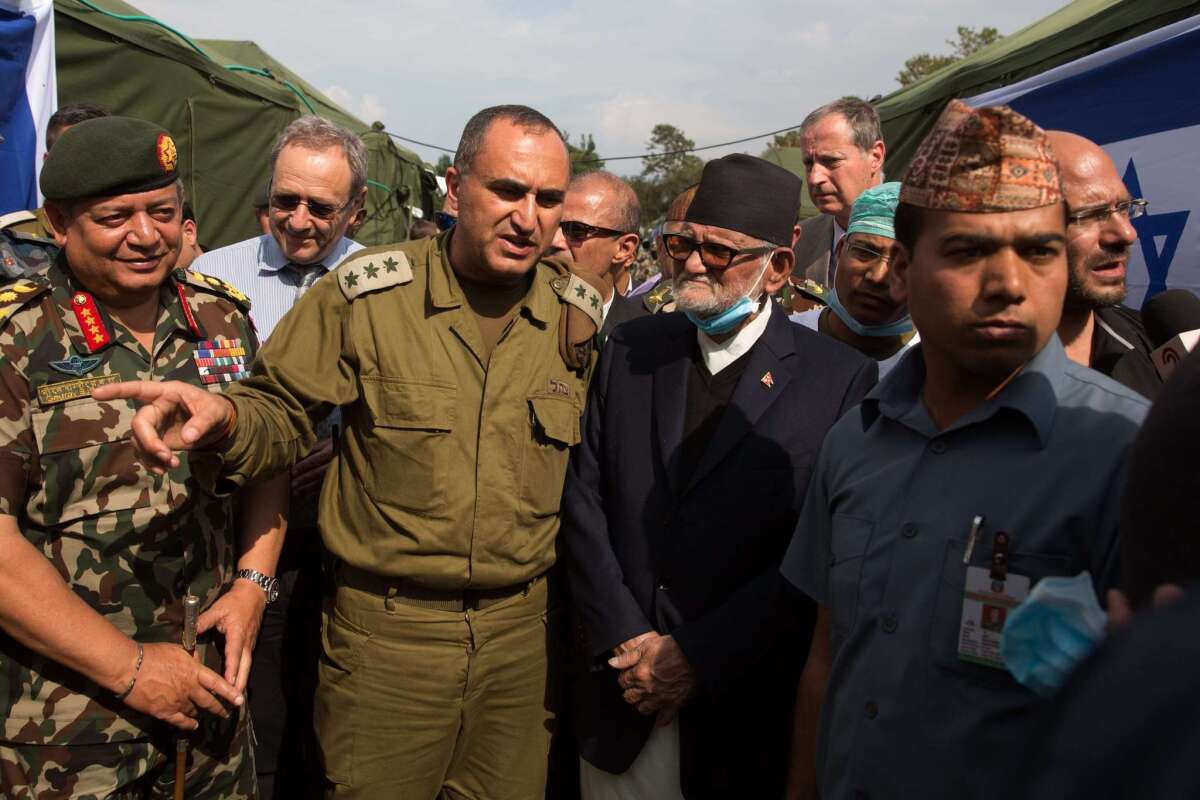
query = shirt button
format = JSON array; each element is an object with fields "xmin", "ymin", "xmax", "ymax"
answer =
[
  {"xmin": 881, "ymin": 614, "xmax": 898, "ymax": 634},
  {"xmin": 901, "ymin": 523, "xmax": 918, "ymax": 539},
  {"xmin": 658, "ymin": 580, "xmax": 670, "ymax": 591},
  {"xmin": 929, "ymin": 439, "xmax": 947, "ymax": 455},
  {"xmin": 864, "ymin": 701, "xmax": 879, "ymax": 720}
]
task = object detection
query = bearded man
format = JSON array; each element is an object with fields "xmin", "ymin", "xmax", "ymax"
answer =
[{"xmin": 560, "ymin": 153, "xmax": 877, "ymax": 800}]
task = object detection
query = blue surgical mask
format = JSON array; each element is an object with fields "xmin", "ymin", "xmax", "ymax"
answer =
[
  {"xmin": 1001, "ymin": 572, "xmax": 1108, "ymax": 696},
  {"xmin": 684, "ymin": 256, "xmax": 770, "ymax": 336},
  {"xmin": 824, "ymin": 284, "xmax": 914, "ymax": 338}
]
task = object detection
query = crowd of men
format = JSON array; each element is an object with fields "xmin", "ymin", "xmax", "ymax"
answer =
[{"xmin": 0, "ymin": 90, "xmax": 1196, "ymax": 800}]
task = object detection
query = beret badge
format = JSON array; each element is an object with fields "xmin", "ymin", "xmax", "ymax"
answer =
[{"xmin": 156, "ymin": 133, "xmax": 178, "ymax": 174}]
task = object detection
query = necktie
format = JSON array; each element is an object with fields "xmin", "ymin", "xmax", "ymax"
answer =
[{"xmin": 290, "ymin": 262, "xmax": 325, "ymax": 300}]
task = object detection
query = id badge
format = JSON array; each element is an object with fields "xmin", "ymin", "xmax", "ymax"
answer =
[{"xmin": 958, "ymin": 566, "xmax": 1030, "ymax": 669}]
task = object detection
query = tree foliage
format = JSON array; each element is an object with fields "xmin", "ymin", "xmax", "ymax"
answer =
[
  {"xmin": 896, "ymin": 25, "xmax": 1002, "ymax": 87},
  {"xmin": 434, "ymin": 154, "xmax": 452, "ymax": 175},
  {"xmin": 631, "ymin": 124, "xmax": 705, "ymax": 224},
  {"xmin": 565, "ymin": 133, "xmax": 606, "ymax": 175}
]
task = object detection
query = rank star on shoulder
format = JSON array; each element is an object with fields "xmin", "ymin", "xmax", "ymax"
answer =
[
  {"xmin": 344, "ymin": 271, "xmax": 359, "ymax": 288},
  {"xmin": 382, "ymin": 256, "xmax": 399, "ymax": 273},
  {"xmin": 363, "ymin": 263, "xmax": 380, "ymax": 279}
]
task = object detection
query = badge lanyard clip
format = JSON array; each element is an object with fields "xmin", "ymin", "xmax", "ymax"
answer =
[{"xmin": 989, "ymin": 531, "xmax": 1010, "ymax": 591}]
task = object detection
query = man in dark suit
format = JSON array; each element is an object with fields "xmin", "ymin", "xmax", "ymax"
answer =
[
  {"xmin": 793, "ymin": 97, "xmax": 886, "ymax": 301},
  {"xmin": 562, "ymin": 154, "xmax": 877, "ymax": 799},
  {"xmin": 558, "ymin": 170, "xmax": 646, "ymax": 344}
]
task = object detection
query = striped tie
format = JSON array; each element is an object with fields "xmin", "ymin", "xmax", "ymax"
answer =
[{"xmin": 290, "ymin": 262, "xmax": 325, "ymax": 300}]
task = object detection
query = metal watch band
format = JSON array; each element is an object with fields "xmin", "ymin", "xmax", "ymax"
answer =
[{"xmin": 235, "ymin": 568, "xmax": 280, "ymax": 603}]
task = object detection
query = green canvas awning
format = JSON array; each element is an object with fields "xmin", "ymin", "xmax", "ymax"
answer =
[
  {"xmin": 877, "ymin": 0, "xmax": 1200, "ymax": 175},
  {"xmin": 54, "ymin": 0, "xmax": 436, "ymax": 250}
]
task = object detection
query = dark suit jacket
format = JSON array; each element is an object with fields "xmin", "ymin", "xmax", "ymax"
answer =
[
  {"xmin": 791, "ymin": 213, "xmax": 836, "ymax": 287},
  {"xmin": 599, "ymin": 290, "xmax": 649, "ymax": 345},
  {"xmin": 561, "ymin": 309, "xmax": 877, "ymax": 798}
]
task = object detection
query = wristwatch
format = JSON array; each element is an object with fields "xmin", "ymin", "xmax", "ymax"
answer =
[{"xmin": 235, "ymin": 569, "xmax": 280, "ymax": 603}]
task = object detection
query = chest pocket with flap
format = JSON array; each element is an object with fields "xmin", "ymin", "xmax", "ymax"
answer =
[
  {"xmin": 520, "ymin": 393, "xmax": 581, "ymax": 519},
  {"xmin": 30, "ymin": 396, "xmax": 151, "ymax": 527},
  {"xmin": 360, "ymin": 377, "xmax": 456, "ymax": 514}
]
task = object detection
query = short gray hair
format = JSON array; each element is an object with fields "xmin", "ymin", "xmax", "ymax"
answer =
[
  {"xmin": 269, "ymin": 115, "xmax": 368, "ymax": 198},
  {"xmin": 799, "ymin": 96, "xmax": 883, "ymax": 153},
  {"xmin": 569, "ymin": 170, "xmax": 641, "ymax": 234},
  {"xmin": 453, "ymin": 105, "xmax": 564, "ymax": 174}
]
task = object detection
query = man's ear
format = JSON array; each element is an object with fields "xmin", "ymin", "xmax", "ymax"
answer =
[
  {"xmin": 763, "ymin": 248, "xmax": 795, "ymax": 294},
  {"xmin": 445, "ymin": 167, "xmax": 462, "ymax": 210},
  {"xmin": 791, "ymin": 223, "xmax": 802, "ymax": 248},
  {"xmin": 888, "ymin": 242, "xmax": 910, "ymax": 307},
  {"xmin": 870, "ymin": 139, "xmax": 886, "ymax": 177},
  {"xmin": 614, "ymin": 233, "xmax": 640, "ymax": 268},
  {"xmin": 43, "ymin": 201, "xmax": 71, "ymax": 247},
  {"xmin": 182, "ymin": 219, "xmax": 198, "ymax": 245}
]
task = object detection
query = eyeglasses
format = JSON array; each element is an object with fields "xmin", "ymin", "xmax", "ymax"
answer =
[
  {"xmin": 560, "ymin": 220, "xmax": 630, "ymax": 242},
  {"xmin": 661, "ymin": 233, "xmax": 775, "ymax": 269},
  {"xmin": 1067, "ymin": 198, "xmax": 1148, "ymax": 227},
  {"xmin": 843, "ymin": 243, "xmax": 892, "ymax": 268},
  {"xmin": 270, "ymin": 192, "xmax": 354, "ymax": 221}
]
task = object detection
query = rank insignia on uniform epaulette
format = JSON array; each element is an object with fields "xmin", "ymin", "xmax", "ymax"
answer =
[
  {"xmin": 192, "ymin": 336, "xmax": 249, "ymax": 384},
  {"xmin": 50, "ymin": 354, "xmax": 102, "ymax": 376},
  {"xmin": 337, "ymin": 250, "xmax": 413, "ymax": 301}
]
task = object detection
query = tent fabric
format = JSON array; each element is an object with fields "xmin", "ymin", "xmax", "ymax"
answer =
[
  {"xmin": 760, "ymin": 146, "xmax": 822, "ymax": 221},
  {"xmin": 53, "ymin": 0, "xmax": 434, "ymax": 250},
  {"xmin": 876, "ymin": 0, "xmax": 1200, "ymax": 177}
]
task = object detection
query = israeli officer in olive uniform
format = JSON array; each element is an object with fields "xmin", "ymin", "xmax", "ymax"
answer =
[
  {"xmin": 0, "ymin": 117, "xmax": 288, "ymax": 797},
  {"xmin": 99, "ymin": 104, "xmax": 607, "ymax": 799}
]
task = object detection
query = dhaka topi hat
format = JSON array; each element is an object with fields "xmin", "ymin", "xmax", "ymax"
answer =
[{"xmin": 900, "ymin": 99, "xmax": 1062, "ymax": 212}]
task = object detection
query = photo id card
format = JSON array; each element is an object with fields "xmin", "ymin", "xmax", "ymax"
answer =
[{"xmin": 958, "ymin": 566, "xmax": 1030, "ymax": 669}]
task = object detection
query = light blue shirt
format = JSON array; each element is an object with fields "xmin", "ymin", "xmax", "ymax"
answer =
[
  {"xmin": 781, "ymin": 334, "xmax": 1148, "ymax": 800},
  {"xmin": 192, "ymin": 234, "xmax": 362, "ymax": 340}
]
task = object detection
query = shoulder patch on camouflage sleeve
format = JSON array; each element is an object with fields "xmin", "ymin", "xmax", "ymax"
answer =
[
  {"xmin": 336, "ymin": 249, "xmax": 413, "ymax": 301},
  {"xmin": 0, "ymin": 276, "xmax": 51, "ymax": 329},
  {"xmin": 182, "ymin": 269, "xmax": 252, "ymax": 311}
]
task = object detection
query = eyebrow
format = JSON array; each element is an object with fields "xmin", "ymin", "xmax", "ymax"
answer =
[
  {"xmin": 940, "ymin": 232, "xmax": 1066, "ymax": 248},
  {"xmin": 486, "ymin": 177, "xmax": 565, "ymax": 202}
]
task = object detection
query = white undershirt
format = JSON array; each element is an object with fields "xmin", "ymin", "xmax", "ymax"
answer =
[
  {"xmin": 601, "ymin": 293, "xmax": 615, "ymax": 325},
  {"xmin": 697, "ymin": 298, "xmax": 774, "ymax": 375}
]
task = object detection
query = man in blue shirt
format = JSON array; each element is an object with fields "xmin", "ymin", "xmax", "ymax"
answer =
[
  {"xmin": 190, "ymin": 115, "xmax": 365, "ymax": 799},
  {"xmin": 781, "ymin": 100, "xmax": 1149, "ymax": 800}
]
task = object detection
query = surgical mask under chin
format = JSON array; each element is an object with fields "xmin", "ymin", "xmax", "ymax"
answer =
[
  {"xmin": 685, "ymin": 257, "xmax": 770, "ymax": 336},
  {"xmin": 1001, "ymin": 572, "xmax": 1108, "ymax": 696},
  {"xmin": 824, "ymin": 284, "xmax": 914, "ymax": 338}
]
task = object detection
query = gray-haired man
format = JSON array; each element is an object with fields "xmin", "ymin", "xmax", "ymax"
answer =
[
  {"xmin": 191, "ymin": 114, "xmax": 367, "ymax": 798},
  {"xmin": 793, "ymin": 97, "xmax": 886, "ymax": 298}
]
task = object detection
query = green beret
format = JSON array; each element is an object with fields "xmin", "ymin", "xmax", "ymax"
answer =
[{"xmin": 40, "ymin": 116, "xmax": 179, "ymax": 201}]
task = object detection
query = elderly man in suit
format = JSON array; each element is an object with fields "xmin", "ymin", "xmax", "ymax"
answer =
[
  {"xmin": 562, "ymin": 154, "xmax": 877, "ymax": 799},
  {"xmin": 793, "ymin": 97, "xmax": 885, "ymax": 298}
]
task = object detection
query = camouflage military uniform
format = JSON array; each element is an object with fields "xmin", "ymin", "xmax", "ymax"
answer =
[
  {"xmin": 1, "ymin": 227, "xmax": 59, "ymax": 281},
  {"xmin": 0, "ymin": 257, "xmax": 259, "ymax": 799}
]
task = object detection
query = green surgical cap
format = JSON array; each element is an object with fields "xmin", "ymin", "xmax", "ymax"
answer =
[{"xmin": 846, "ymin": 181, "xmax": 901, "ymax": 240}]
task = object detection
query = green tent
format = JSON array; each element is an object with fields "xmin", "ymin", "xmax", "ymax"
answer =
[
  {"xmin": 54, "ymin": 0, "xmax": 436, "ymax": 250},
  {"xmin": 761, "ymin": 146, "xmax": 822, "ymax": 221},
  {"xmin": 877, "ymin": 0, "xmax": 1200, "ymax": 175}
]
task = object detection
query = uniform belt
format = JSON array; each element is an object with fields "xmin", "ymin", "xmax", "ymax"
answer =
[{"xmin": 338, "ymin": 563, "xmax": 538, "ymax": 612}]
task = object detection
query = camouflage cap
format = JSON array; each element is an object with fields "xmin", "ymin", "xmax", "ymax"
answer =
[
  {"xmin": 40, "ymin": 116, "xmax": 179, "ymax": 201},
  {"xmin": 900, "ymin": 99, "xmax": 1062, "ymax": 213}
]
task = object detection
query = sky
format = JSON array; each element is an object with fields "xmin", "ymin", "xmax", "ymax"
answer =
[{"xmin": 134, "ymin": 0, "xmax": 1068, "ymax": 174}]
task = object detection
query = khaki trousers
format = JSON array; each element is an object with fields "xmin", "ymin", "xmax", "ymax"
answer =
[{"xmin": 315, "ymin": 574, "xmax": 555, "ymax": 799}]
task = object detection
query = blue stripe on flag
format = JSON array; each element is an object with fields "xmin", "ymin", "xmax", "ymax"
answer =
[{"xmin": 0, "ymin": 9, "xmax": 38, "ymax": 214}]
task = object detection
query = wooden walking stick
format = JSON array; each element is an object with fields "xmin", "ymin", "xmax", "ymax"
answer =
[{"xmin": 176, "ymin": 594, "xmax": 200, "ymax": 800}]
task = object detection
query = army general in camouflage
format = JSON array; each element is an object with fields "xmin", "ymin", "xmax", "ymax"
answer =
[
  {"xmin": 0, "ymin": 116, "xmax": 288, "ymax": 799},
  {"xmin": 102, "ymin": 105, "xmax": 608, "ymax": 799}
]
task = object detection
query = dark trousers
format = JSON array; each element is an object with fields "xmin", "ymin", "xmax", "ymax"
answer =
[{"xmin": 249, "ymin": 527, "xmax": 325, "ymax": 800}]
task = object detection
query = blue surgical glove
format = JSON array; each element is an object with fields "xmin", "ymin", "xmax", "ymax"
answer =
[{"xmin": 1001, "ymin": 572, "xmax": 1107, "ymax": 696}]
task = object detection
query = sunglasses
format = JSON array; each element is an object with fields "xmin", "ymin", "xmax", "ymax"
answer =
[
  {"xmin": 661, "ymin": 233, "xmax": 775, "ymax": 269},
  {"xmin": 560, "ymin": 220, "xmax": 630, "ymax": 242},
  {"xmin": 270, "ymin": 192, "xmax": 353, "ymax": 221}
]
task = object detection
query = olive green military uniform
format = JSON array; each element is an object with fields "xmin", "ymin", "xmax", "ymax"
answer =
[
  {"xmin": 0, "ymin": 260, "xmax": 258, "ymax": 799},
  {"xmin": 193, "ymin": 231, "xmax": 595, "ymax": 798}
]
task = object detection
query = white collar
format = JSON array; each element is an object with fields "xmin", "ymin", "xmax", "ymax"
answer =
[
  {"xmin": 833, "ymin": 218, "xmax": 847, "ymax": 250},
  {"xmin": 697, "ymin": 299, "xmax": 773, "ymax": 375},
  {"xmin": 601, "ymin": 292, "xmax": 615, "ymax": 325}
]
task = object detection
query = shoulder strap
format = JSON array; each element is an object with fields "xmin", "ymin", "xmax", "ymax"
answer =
[
  {"xmin": 0, "ymin": 277, "xmax": 52, "ymax": 330},
  {"xmin": 335, "ymin": 248, "xmax": 414, "ymax": 301},
  {"xmin": 181, "ymin": 269, "xmax": 252, "ymax": 311}
]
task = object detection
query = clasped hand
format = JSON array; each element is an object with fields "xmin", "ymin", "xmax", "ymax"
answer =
[{"xmin": 610, "ymin": 632, "xmax": 698, "ymax": 726}]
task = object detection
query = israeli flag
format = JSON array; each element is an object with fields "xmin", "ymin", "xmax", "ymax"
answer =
[
  {"xmin": 967, "ymin": 13, "xmax": 1200, "ymax": 307},
  {"xmin": 0, "ymin": 0, "xmax": 55, "ymax": 215}
]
